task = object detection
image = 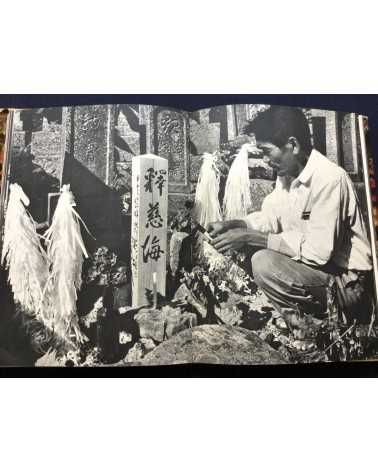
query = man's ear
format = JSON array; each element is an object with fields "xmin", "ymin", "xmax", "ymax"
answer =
[{"xmin": 288, "ymin": 137, "xmax": 300, "ymax": 155}]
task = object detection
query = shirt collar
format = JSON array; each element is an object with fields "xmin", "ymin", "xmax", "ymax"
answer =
[{"xmin": 296, "ymin": 149, "xmax": 321, "ymax": 185}]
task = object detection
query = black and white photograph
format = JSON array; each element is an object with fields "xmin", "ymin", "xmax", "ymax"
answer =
[
  {"xmin": 3, "ymin": 3, "xmax": 378, "ymax": 472},
  {"xmin": 0, "ymin": 103, "xmax": 377, "ymax": 367}
]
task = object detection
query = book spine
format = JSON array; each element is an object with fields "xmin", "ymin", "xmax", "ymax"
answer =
[
  {"xmin": 367, "ymin": 139, "xmax": 378, "ymax": 241},
  {"xmin": 0, "ymin": 109, "xmax": 14, "ymax": 248},
  {"xmin": 0, "ymin": 109, "xmax": 9, "ymax": 192},
  {"xmin": 358, "ymin": 115, "xmax": 378, "ymax": 306}
]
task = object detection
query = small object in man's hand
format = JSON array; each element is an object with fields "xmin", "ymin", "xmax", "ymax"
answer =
[{"xmin": 192, "ymin": 223, "xmax": 213, "ymax": 242}]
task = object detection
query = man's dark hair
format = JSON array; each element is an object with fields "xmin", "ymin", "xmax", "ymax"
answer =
[{"xmin": 243, "ymin": 106, "xmax": 313, "ymax": 155}]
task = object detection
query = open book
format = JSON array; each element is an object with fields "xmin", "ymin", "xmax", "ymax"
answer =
[{"xmin": 0, "ymin": 103, "xmax": 377, "ymax": 367}]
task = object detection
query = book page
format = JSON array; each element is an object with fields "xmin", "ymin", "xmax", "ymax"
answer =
[
  {"xmin": 0, "ymin": 104, "xmax": 195, "ymax": 367},
  {"xmin": 1, "ymin": 103, "xmax": 378, "ymax": 367},
  {"xmin": 188, "ymin": 104, "xmax": 378, "ymax": 364}
]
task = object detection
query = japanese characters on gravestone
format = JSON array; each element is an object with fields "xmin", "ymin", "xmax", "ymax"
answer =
[
  {"xmin": 69, "ymin": 105, "xmax": 115, "ymax": 185},
  {"xmin": 153, "ymin": 108, "xmax": 190, "ymax": 193},
  {"xmin": 131, "ymin": 154, "xmax": 168, "ymax": 306}
]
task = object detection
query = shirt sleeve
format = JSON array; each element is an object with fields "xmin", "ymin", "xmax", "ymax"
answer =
[
  {"xmin": 243, "ymin": 187, "xmax": 282, "ymax": 234},
  {"xmin": 267, "ymin": 177, "xmax": 344, "ymax": 266},
  {"xmin": 267, "ymin": 233, "xmax": 296, "ymax": 257}
]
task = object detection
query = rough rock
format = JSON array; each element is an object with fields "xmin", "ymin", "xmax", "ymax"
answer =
[
  {"xmin": 138, "ymin": 324, "xmax": 288, "ymax": 365},
  {"xmin": 140, "ymin": 337, "xmax": 156, "ymax": 354},
  {"xmin": 134, "ymin": 306, "xmax": 198, "ymax": 343},
  {"xmin": 124, "ymin": 342, "xmax": 144, "ymax": 363},
  {"xmin": 198, "ymin": 240, "xmax": 254, "ymax": 294},
  {"xmin": 170, "ymin": 231, "xmax": 189, "ymax": 276},
  {"xmin": 214, "ymin": 292, "xmax": 244, "ymax": 326}
]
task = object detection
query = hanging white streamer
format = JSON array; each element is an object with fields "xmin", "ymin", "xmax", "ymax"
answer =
[
  {"xmin": 223, "ymin": 145, "xmax": 252, "ymax": 220},
  {"xmin": 1, "ymin": 184, "xmax": 51, "ymax": 323},
  {"xmin": 194, "ymin": 153, "xmax": 222, "ymax": 227},
  {"xmin": 44, "ymin": 184, "xmax": 89, "ymax": 344}
]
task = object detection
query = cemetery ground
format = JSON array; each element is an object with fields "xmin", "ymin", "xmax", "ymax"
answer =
[
  {"xmin": 26, "ymin": 231, "xmax": 378, "ymax": 367},
  {"xmin": 1, "ymin": 170, "xmax": 377, "ymax": 366},
  {"xmin": 1, "ymin": 220, "xmax": 378, "ymax": 367}
]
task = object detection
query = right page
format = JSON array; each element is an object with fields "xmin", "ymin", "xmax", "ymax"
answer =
[{"xmin": 188, "ymin": 104, "xmax": 378, "ymax": 364}]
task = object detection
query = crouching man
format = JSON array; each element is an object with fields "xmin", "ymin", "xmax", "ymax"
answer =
[{"xmin": 208, "ymin": 106, "xmax": 373, "ymax": 335}]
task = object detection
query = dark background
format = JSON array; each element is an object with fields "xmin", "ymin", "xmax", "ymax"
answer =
[{"xmin": 1, "ymin": 94, "xmax": 378, "ymax": 378}]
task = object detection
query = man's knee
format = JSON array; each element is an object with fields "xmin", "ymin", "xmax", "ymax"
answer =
[{"xmin": 251, "ymin": 249, "xmax": 282, "ymax": 289}]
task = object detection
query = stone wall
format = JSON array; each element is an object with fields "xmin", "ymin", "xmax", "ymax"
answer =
[
  {"xmin": 189, "ymin": 105, "xmax": 276, "ymax": 212},
  {"xmin": 31, "ymin": 119, "xmax": 64, "ymax": 179},
  {"xmin": 4, "ymin": 104, "xmax": 367, "ymax": 245},
  {"xmin": 188, "ymin": 105, "xmax": 365, "ymax": 214},
  {"xmin": 11, "ymin": 108, "xmax": 64, "ymax": 179}
]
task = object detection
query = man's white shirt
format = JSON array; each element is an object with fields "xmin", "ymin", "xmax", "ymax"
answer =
[{"xmin": 243, "ymin": 149, "xmax": 372, "ymax": 271}]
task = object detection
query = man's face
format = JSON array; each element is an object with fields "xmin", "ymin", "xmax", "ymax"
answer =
[{"xmin": 256, "ymin": 140, "xmax": 298, "ymax": 178}]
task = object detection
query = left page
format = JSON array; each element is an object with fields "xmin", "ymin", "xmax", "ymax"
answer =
[{"xmin": 0, "ymin": 104, "xmax": 196, "ymax": 367}]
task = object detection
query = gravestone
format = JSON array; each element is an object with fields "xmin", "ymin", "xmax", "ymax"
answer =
[
  {"xmin": 153, "ymin": 107, "xmax": 190, "ymax": 194},
  {"xmin": 234, "ymin": 104, "xmax": 249, "ymax": 135},
  {"xmin": 310, "ymin": 109, "xmax": 339, "ymax": 164},
  {"xmin": 140, "ymin": 105, "xmax": 155, "ymax": 154},
  {"xmin": 61, "ymin": 105, "xmax": 124, "ymax": 255},
  {"xmin": 232, "ymin": 104, "xmax": 272, "ymax": 135},
  {"xmin": 226, "ymin": 105, "xmax": 238, "ymax": 141},
  {"xmin": 31, "ymin": 117, "xmax": 64, "ymax": 179},
  {"xmin": 115, "ymin": 105, "xmax": 143, "ymax": 162},
  {"xmin": 189, "ymin": 106, "xmax": 233, "ymax": 194},
  {"xmin": 10, "ymin": 111, "xmax": 27, "ymax": 157},
  {"xmin": 340, "ymin": 112, "xmax": 360, "ymax": 179},
  {"xmin": 68, "ymin": 105, "xmax": 115, "ymax": 185},
  {"xmin": 131, "ymin": 154, "xmax": 168, "ymax": 306},
  {"xmin": 189, "ymin": 107, "xmax": 228, "ymax": 155}
]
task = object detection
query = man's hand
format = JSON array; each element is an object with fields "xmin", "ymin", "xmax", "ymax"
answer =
[
  {"xmin": 119, "ymin": 306, "xmax": 131, "ymax": 315},
  {"xmin": 212, "ymin": 228, "xmax": 249, "ymax": 253},
  {"xmin": 207, "ymin": 219, "xmax": 247, "ymax": 238},
  {"xmin": 207, "ymin": 221, "xmax": 228, "ymax": 238},
  {"xmin": 211, "ymin": 228, "xmax": 268, "ymax": 254}
]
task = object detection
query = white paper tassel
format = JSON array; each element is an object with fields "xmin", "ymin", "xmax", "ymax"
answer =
[
  {"xmin": 44, "ymin": 184, "xmax": 88, "ymax": 344},
  {"xmin": 194, "ymin": 153, "xmax": 222, "ymax": 227},
  {"xmin": 223, "ymin": 146, "xmax": 252, "ymax": 220},
  {"xmin": 1, "ymin": 184, "xmax": 50, "ymax": 321}
]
